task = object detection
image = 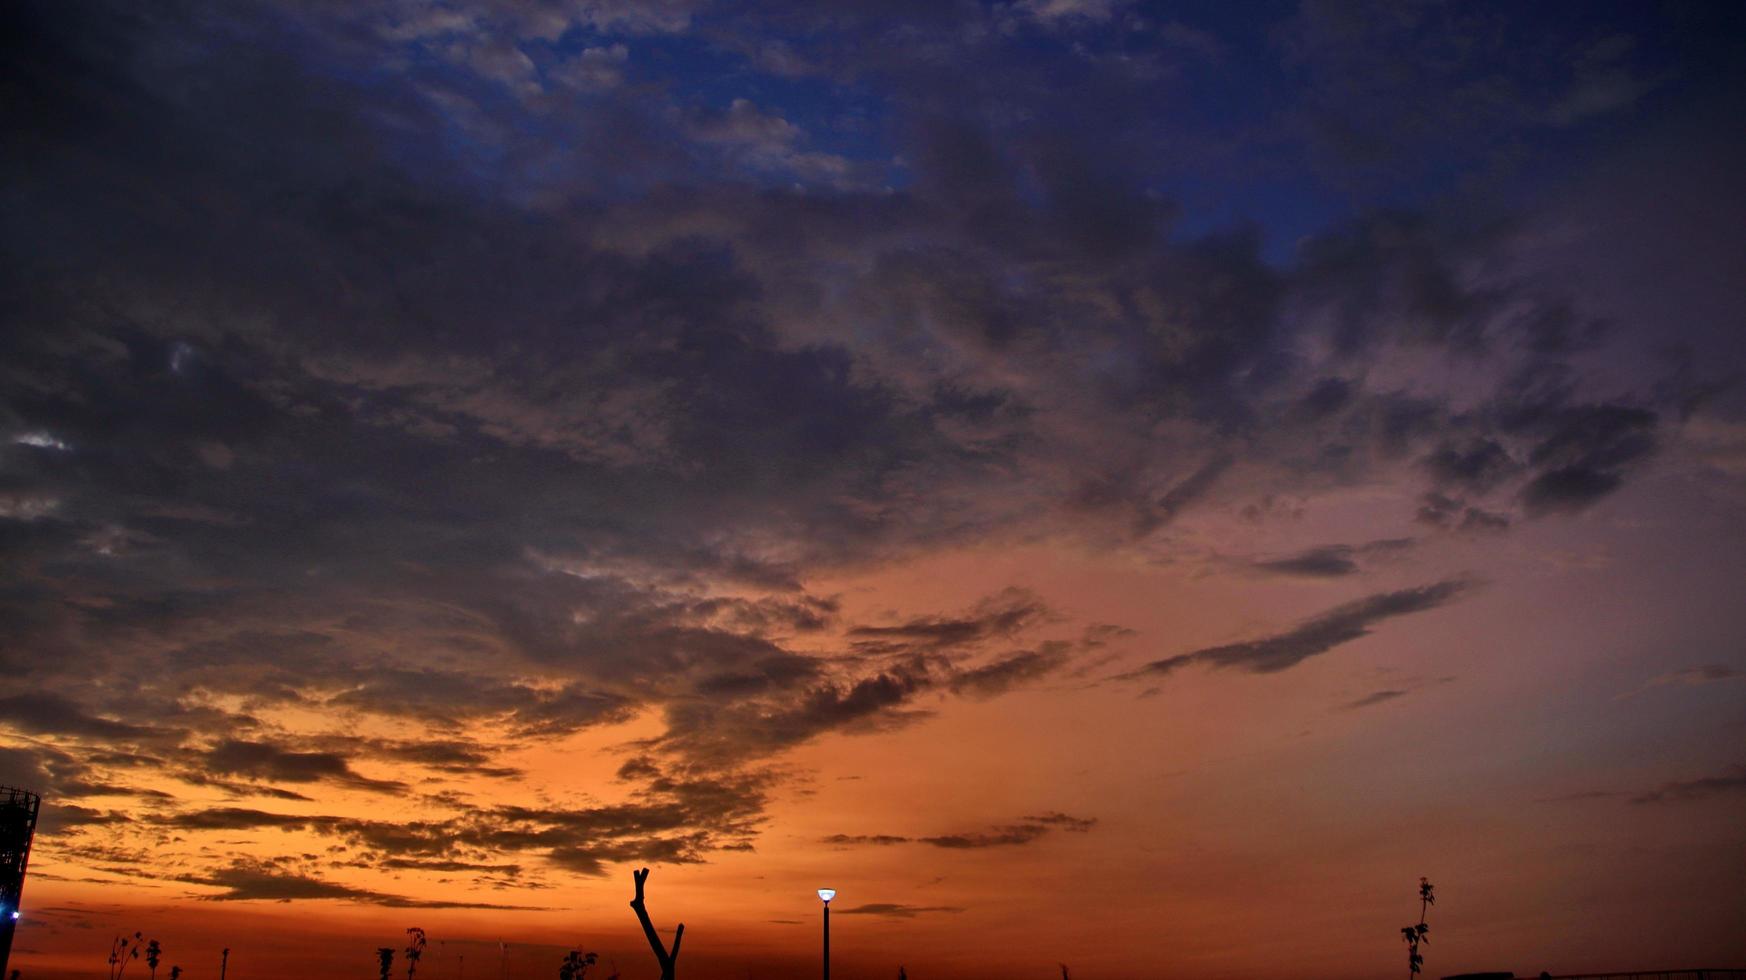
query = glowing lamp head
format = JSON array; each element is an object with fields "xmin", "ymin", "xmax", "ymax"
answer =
[{"xmin": 817, "ymin": 888, "xmax": 836, "ymax": 903}]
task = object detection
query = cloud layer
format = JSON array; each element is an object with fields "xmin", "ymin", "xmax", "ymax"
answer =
[{"xmin": 1, "ymin": 0, "xmax": 1734, "ymax": 919}]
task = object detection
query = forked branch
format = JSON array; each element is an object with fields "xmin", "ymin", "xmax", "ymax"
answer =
[{"xmin": 629, "ymin": 867, "xmax": 684, "ymax": 980}]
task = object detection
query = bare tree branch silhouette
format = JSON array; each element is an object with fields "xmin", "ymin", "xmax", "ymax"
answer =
[{"xmin": 629, "ymin": 868, "xmax": 684, "ymax": 980}]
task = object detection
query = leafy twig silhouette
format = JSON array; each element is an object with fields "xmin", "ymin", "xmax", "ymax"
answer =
[
  {"xmin": 145, "ymin": 939, "xmax": 161, "ymax": 980},
  {"xmin": 109, "ymin": 932, "xmax": 143, "ymax": 980},
  {"xmin": 628, "ymin": 867, "xmax": 684, "ymax": 980},
  {"xmin": 377, "ymin": 946, "xmax": 395, "ymax": 980},
  {"xmin": 1400, "ymin": 876, "xmax": 1435, "ymax": 978},
  {"xmin": 405, "ymin": 928, "xmax": 427, "ymax": 980},
  {"xmin": 558, "ymin": 947, "xmax": 598, "ymax": 980}
]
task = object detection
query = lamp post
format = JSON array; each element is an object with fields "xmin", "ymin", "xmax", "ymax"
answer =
[{"xmin": 817, "ymin": 888, "xmax": 836, "ymax": 980}]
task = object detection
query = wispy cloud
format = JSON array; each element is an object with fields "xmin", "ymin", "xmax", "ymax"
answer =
[
  {"xmin": 1338, "ymin": 689, "xmax": 1408, "ymax": 711},
  {"xmin": 180, "ymin": 859, "xmax": 547, "ymax": 909},
  {"xmin": 1630, "ymin": 765, "xmax": 1746, "ymax": 805},
  {"xmin": 1124, "ymin": 581, "xmax": 1474, "ymax": 681},
  {"xmin": 848, "ymin": 589, "xmax": 1049, "ymax": 652},
  {"xmin": 1251, "ymin": 539, "xmax": 1414, "ymax": 579},
  {"xmin": 1542, "ymin": 765, "xmax": 1746, "ymax": 806},
  {"xmin": 832, "ymin": 903, "xmax": 967, "ymax": 918},
  {"xmin": 1615, "ymin": 664, "xmax": 1742, "ymax": 701},
  {"xmin": 823, "ymin": 813, "xmax": 1096, "ymax": 850}
]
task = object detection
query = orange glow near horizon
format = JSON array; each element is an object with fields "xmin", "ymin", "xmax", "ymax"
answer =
[{"xmin": 12, "ymin": 501, "xmax": 1746, "ymax": 979}]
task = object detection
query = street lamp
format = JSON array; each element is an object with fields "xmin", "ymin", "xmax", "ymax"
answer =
[{"xmin": 817, "ymin": 888, "xmax": 836, "ymax": 980}]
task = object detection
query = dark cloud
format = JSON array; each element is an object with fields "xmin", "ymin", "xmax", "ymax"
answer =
[
  {"xmin": 179, "ymin": 859, "xmax": 544, "ymax": 908},
  {"xmin": 1129, "ymin": 581, "xmax": 1473, "ymax": 680},
  {"xmin": 1339, "ymin": 689, "xmax": 1408, "ymax": 711},
  {"xmin": 1522, "ymin": 466, "xmax": 1621, "ymax": 514},
  {"xmin": 1519, "ymin": 405, "xmax": 1658, "ymax": 515},
  {"xmin": 1415, "ymin": 493, "xmax": 1511, "ymax": 534},
  {"xmin": 947, "ymin": 646, "xmax": 1073, "ymax": 699},
  {"xmin": 148, "ymin": 765, "xmax": 772, "ymax": 883},
  {"xmin": 380, "ymin": 858, "xmax": 523, "ymax": 875},
  {"xmin": 616, "ymin": 756, "xmax": 662, "ymax": 782},
  {"xmin": 0, "ymin": 744, "xmax": 128, "ymax": 801},
  {"xmin": 920, "ymin": 825, "xmax": 1049, "ymax": 849},
  {"xmin": 1256, "ymin": 545, "xmax": 1360, "ymax": 578},
  {"xmin": 656, "ymin": 669, "xmax": 933, "ymax": 766},
  {"xmin": 820, "ymin": 834, "xmax": 911, "ymax": 847},
  {"xmin": 152, "ymin": 808, "xmax": 335, "ymax": 833},
  {"xmin": 1022, "ymin": 812, "xmax": 1097, "ymax": 832},
  {"xmin": 636, "ymin": 588, "xmax": 1088, "ymax": 765},
  {"xmin": 1685, "ymin": 664, "xmax": 1739, "ymax": 681},
  {"xmin": 833, "ymin": 903, "xmax": 966, "ymax": 918},
  {"xmin": 1278, "ymin": 0, "xmax": 1679, "ymax": 195},
  {"xmin": 1298, "ymin": 378, "xmax": 1355, "ymax": 420},
  {"xmin": 201, "ymin": 739, "xmax": 407, "ymax": 794},
  {"xmin": 36, "ymin": 803, "xmax": 133, "ymax": 836},
  {"xmin": 177, "ymin": 775, "xmax": 315, "ymax": 802},
  {"xmin": 848, "ymin": 589, "xmax": 1048, "ymax": 652},
  {"xmin": 368, "ymin": 740, "xmax": 523, "ymax": 779},
  {"xmin": 1538, "ymin": 789, "xmax": 1626, "ymax": 804},
  {"xmin": 1149, "ymin": 456, "xmax": 1234, "ymax": 533},
  {"xmin": 823, "ymin": 812, "xmax": 1095, "ymax": 850},
  {"xmin": 0, "ymin": 693, "xmax": 172, "ymax": 741},
  {"xmin": 1616, "ymin": 664, "xmax": 1743, "ymax": 701},
  {"xmin": 1629, "ymin": 765, "xmax": 1746, "ymax": 805},
  {"xmin": 1422, "ymin": 439, "xmax": 1518, "ymax": 494},
  {"xmin": 1551, "ymin": 764, "xmax": 1746, "ymax": 807},
  {"xmin": 0, "ymin": 0, "xmax": 1710, "ymax": 898},
  {"xmin": 315, "ymin": 664, "xmax": 638, "ymax": 739}
]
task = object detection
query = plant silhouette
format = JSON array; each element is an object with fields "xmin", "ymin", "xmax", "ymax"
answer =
[
  {"xmin": 169, "ymin": 967, "xmax": 182, "ymax": 980},
  {"xmin": 558, "ymin": 948, "xmax": 597, "ymax": 980},
  {"xmin": 377, "ymin": 946, "xmax": 395, "ymax": 980},
  {"xmin": 220, "ymin": 947, "xmax": 229, "ymax": 980},
  {"xmin": 1400, "ymin": 876, "xmax": 1435, "ymax": 977},
  {"xmin": 145, "ymin": 939, "xmax": 161, "ymax": 980},
  {"xmin": 628, "ymin": 867, "xmax": 684, "ymax": 980},
  {"xmin": 109, "ymin": 932, "xmax": 143, "ymax": 980},
  {"xmin": 405, "ymin": 928, "xmax": 426, "ymax": 980}
]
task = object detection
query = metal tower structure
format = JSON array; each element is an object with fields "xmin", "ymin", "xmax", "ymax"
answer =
[{"xmin": 0, "ymin": 785, "xmax": 41, "ymax": 978}]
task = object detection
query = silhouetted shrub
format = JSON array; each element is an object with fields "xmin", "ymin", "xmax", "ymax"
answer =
[{"xmin": 1400, "ymin": 877, "xmax": 1435, "ymax": 977}]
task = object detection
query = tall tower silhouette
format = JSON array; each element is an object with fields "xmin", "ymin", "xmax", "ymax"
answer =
[{"xmin": 0, "ymin": 786, "xmax": 41, "ymax": 977}]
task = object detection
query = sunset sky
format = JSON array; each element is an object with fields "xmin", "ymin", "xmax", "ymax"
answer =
[{"xmin": 3, "ymin": 1, "xmax": 1745, "ymax": 978}]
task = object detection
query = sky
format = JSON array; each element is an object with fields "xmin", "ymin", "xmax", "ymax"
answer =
[{"xmin": 2, "ymin": 1, "xmax": 1745, "ymax": 978}]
